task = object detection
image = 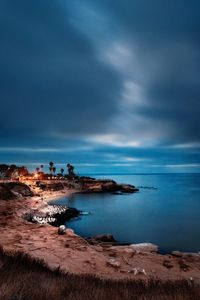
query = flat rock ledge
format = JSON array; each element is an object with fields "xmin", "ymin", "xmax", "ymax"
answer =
[
  {"xmin": 130, "ymin": 243, "xmax": 159, "ymax": 253},
  {"xmin": 24, "ymin": 204, "xmax": 80, "ymax": 226},
  {"xmin": 86, "ymin": 236, "xmax": 159, "ymax": 252},
  {"xmin": 78, "ymin": 177, "xmax": 139, "ymax": 194}
]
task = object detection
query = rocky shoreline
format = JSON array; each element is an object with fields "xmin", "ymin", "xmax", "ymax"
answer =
[
  {"xmin": 34, "ymin": 176, "xmax": 139, "ymax": 194},
  {"xmin": 0, "ymin": 179, "xmax": 200, "ymax": 282},
  {"xmin": 0, "ymin": 177, "xmax": 138, "ymax": 228}
]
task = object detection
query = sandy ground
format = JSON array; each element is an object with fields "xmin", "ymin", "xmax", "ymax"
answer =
[{"xmin": 0, "ymin": 188, "xmax": 200, "ymax": 282}]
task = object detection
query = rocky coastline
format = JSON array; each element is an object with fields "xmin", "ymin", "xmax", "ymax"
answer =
[
  {"xmin": 0, "ymin": 178, "xmax": 200, "ymax": 283},
  {"xmin": 0, "ymin": 177, "xmax": 138, "ymax": 227},
  {"xmin": 34, "ymin": 176, "xmax": 139, "ymax": 194}
]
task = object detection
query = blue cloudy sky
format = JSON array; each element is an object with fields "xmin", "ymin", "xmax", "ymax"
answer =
[{"xmin": 0, "ymin": 0, "xmax": 200, "ymax": 174}]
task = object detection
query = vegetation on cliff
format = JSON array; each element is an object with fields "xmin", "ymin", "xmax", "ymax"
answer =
[{"xmin": 0, "ymin": 247, "xmax": 199, "ymax": 300}]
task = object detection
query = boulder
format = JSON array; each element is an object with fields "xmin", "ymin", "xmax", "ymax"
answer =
[{"xmin": 58, "ymin": 225, "xmax": 66, "ymax": 235}]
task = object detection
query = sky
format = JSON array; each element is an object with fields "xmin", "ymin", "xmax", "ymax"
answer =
[{"xmin": 0, "ymin": 0, "xmax": 200, "ymax": 174}]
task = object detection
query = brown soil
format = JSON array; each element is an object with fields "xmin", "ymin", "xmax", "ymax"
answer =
[{"xmin": 0, "ymin": 186, "xmax": 200, "ymax": 284}]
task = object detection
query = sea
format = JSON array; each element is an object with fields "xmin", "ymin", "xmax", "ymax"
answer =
[{"xmin": 51, "ymin": 173, "xmax": 200, "ymax": 253}]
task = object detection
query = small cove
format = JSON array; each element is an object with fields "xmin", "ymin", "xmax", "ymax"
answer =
[{"xmin": 50, "ymin": 173, "xmax": 200, "ymax": 253}]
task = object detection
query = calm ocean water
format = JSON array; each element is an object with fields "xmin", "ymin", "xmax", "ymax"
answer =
[{"xmin": 52, "ymin": 173, "xmax": 200, "ymax": 253}]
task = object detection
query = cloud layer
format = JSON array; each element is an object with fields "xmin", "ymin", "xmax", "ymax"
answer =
[{"xmin": 0, "ymin": 0, "xmax": 200, "ymax": 172}]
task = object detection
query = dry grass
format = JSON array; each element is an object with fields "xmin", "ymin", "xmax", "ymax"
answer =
[{"xmin": 0, "ymin": 247, "xmax": 199, "ymax": 300}]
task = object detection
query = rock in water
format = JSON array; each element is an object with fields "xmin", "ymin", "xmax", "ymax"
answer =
[{"xmin": 58, "ymin": 225, "xmax": 66, "ymax": 235}]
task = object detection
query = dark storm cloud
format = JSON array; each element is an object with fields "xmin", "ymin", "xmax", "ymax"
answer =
[
  {"xmin": 93, "ymin": 0, "xmax": 200, "ymax": 145},
  {"xmin": 99, "ymin": 0, "xmax": 200, "ymax": 43},
  {"xmin": 0, "ymin": 0, "xmax": 121, "ymax": 138},
  {"xmin": 1, "ymin": 0, "xmax": 200, "ymax": 171}
]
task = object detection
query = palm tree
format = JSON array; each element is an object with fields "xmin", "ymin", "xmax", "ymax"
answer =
[
  {"xmin": 49, "ymin": 161, "xmax": 54, "ymax": 168},
  {"xmin": 40, "ymin": 164, "xmax": 44, "ymax": 171},
  {"xmin": 52, "ymin": 167, "xmax": 56, "ymax": 174},
  {"xmin": 60, "ymin": 168, "xmax": 64, "ymax": 175},
  {"xmin": 49, "ymin": 162, "xmax": 54, "ymax": 175},
  {"xmin": 35, "ymin": 167, "xmax": 40, "ymax": 173}
]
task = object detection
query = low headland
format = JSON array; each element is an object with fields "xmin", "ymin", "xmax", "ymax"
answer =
[{"xmin": 0, "ymin": 163, "xmax": 200, "ymax": 299}]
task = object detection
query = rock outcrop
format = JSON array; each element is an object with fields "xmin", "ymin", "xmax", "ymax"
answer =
[
  {"xmin": 24, "ymin": 204, "xmax": 80, "ymax": 226},
  {"xmin": 23, "ymin": 176, "xmax": 139, "ymax": 195},
  {"xmin": 0, "ymin": 182, "xmax": 33, "ymax": 200},
  {"xmin": 79, "ymin": 177, "xmax": 139, "ymax": 194}
]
